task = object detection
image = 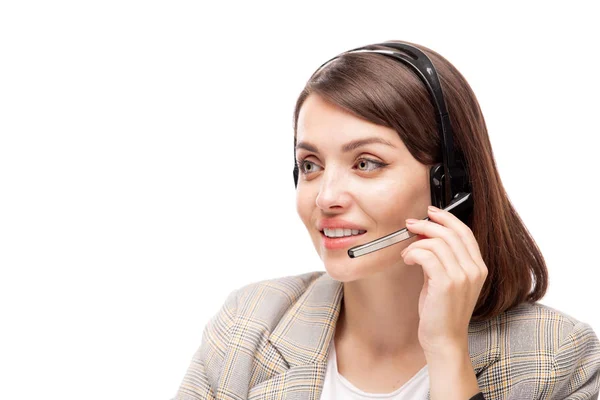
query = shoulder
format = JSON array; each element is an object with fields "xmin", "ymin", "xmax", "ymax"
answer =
[
  {"xmin": 175, "ymin": 271, "xmax": 326, "ymax": 399},
  {"xmin": 481, "ymin": 301, "xmax": 600, "ymax": 399},
  {"xmin": 500, "ymin": 300, "xmax": 591, "ymax": 326},
  {"xmin": 493, "ymin": 301, "xmax": 600, "ymax": 362},
  {"xmin": 236, "ymin": 270, "xmax": 326, "ymax": 302},
  {"xmin": 214, "ymin": 270, "xmax": 326, "ymax": 330},
  {"xmin": 493, "ymin": 301, "xmax": 597, "ymax": 343}
]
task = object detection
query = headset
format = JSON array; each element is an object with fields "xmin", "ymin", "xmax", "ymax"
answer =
[{"xmin": 292, "ymin": 41, "xmax": 473, "ymax": 258}]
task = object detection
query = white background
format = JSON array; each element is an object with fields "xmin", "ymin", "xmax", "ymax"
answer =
[{"xmin": 1, "ymin": 1, "xmax": 598, "ymax": 399}]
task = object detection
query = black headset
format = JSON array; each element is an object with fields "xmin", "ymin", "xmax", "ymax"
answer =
[{"xmin": 292, "ymin": 41, "xmax": 472, "ymax": 216}]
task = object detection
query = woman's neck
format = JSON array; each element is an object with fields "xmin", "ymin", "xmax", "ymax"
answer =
[{"xmin": 335, "ymin": 262, "xmax": 425, "ymax": 358}]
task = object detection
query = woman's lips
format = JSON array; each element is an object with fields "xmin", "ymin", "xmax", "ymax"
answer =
[{"xmin": 321, "ymin": 231, "xmax": 367, "ymax": 250}]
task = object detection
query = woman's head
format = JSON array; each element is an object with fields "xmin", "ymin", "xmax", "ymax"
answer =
[
  {"xmin": 295, "ymin": 93, "xmax": 431, "ymax": 283},
  {"xmin": 293, "ymin": 40, "xmax": 548, "ymax": 321}
]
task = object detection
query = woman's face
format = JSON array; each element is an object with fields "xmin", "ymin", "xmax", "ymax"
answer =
[{"xmin": 295, "ymin": 94, "xmax": 432, "ymax": 282}]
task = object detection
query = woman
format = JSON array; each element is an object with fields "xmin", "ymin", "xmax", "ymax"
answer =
[{"xmin": 173, "ymin": 40, "xmax": 600, "ymax": 399}]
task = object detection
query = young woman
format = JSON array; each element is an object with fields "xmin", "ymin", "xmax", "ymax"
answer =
[{"xmin": 173, "ymin": 40, "xmax": 600, "ymax": 399}]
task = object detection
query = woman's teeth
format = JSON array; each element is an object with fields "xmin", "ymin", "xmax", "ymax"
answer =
[{"xmin": 323, "ymin": 228, "xmax": 366, "ymax": 238}]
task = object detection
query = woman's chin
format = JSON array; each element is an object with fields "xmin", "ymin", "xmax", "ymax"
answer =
[
  {"xmin": 320, "ymin": 248, "xmax": 404, "ymax": 282},
  {"xmin": 322, "ymin": 258, "xmax": 371, "ymax": 282}
]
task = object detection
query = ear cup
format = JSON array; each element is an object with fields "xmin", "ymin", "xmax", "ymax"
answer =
[
  {"xmin": 294, "ymin": 138, "xmax": 299, "ymax": 188},
  {"xmin": 293, "ymin": 164, "xmax": 299, "ymax": 188},
  {"xmin": 429, "ymin": 163, "xmax": 445, "ymax": 209}
]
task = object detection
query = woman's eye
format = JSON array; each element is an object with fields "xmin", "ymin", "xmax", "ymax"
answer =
[
  {"xmin": 356, "ymin": 158, "xmax": 385, "ymax": 172},
  {"xmin": 299, "ymin": 160, "xmax": 322, "ymax": 175}
]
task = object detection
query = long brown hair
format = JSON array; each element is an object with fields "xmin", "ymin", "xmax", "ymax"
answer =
[{"xmin": 292, "ymin": 40, "xmax": 548, "ymax": 321}]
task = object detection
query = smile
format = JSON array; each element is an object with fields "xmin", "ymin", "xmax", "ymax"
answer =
[
  {"xmin": 320, "ymin": 230, "xmax": 367, "ymax": 250},
  {"xmin": 322, "ymin": 228, "xmax": 367, "ymax": 238}
]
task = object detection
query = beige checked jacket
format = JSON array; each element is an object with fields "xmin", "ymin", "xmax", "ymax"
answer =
[{"xmin": 173, "ymin": 271, "xmax": 600, "ymax": 400}]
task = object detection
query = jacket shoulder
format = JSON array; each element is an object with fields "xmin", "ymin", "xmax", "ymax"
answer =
[
  {"xmin": 482, "ymin": 301, "xmax": 600, "ymax": 399},
  {"xmin": 234, "ymin": 270, "xmax": 326, "ymax": 330},
  {"xmin": 501, "ymin": 301, "xmax": 589, "ymax": 327},
  {"xmin": 172, "ymin": 271, "xmax": 326, "ymax": 399}
]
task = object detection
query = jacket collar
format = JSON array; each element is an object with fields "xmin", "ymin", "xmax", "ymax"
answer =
[{"xmin": 268, "ymin": 272, "xmax": 500, "ymax": 373}]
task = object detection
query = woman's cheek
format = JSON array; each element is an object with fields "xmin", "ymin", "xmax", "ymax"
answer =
[
  {"xmin": 368, "ymin": 182, "xmax": 404, "ymax": 211},
  {"xmin": 296, "ymin": 187, "xmax": 316, "ymax": 227}
]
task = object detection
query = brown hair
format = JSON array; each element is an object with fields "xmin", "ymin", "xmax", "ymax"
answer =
[{"xmin": 292, "ymin": 40, "xmax": 548, "ymax": 321}]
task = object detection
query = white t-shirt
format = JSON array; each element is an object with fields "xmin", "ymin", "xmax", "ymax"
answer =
[{"xmin": 320, "ymin": 338, "xmax": 430, "ymax": 399}]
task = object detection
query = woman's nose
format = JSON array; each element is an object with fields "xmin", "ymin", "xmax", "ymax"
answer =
[{"xmin": 315, "ymin": 168, "xmax": 351, "ymax": 211}]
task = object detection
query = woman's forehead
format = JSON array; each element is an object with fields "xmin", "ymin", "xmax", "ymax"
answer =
[{"xmin": 296, "ymin": 94, "xmax": 404, "ymax": 151}]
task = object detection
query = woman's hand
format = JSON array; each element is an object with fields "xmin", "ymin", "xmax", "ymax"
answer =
[{"xmin": 401, "ymin": 205, "xmax": 488, "ymax": 357}]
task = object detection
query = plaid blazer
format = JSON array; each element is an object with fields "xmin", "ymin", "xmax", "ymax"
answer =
[{"xmin": 173, "ymin": 271, "xmax": 600, "ymax": 400}]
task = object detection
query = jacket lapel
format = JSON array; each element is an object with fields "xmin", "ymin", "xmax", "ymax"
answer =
[
  {"xmin": 249, "ymin": 273, "xmax": 342, "ymax": 400},
  {"xmin": 249, "ymin": 272, "xmax": 499, "ymax": 400}
]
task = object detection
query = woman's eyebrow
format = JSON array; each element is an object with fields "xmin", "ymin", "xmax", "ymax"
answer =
[{"xmin": 295, "ymin": 137, "xmax": 396, "ymax": 154}]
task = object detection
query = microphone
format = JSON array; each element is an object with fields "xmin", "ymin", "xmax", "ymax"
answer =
[{"xmin": 347, "ymin": 192, "xmax": 473, "ymax": 258}]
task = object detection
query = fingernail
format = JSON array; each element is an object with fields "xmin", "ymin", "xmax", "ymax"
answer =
[
  {"xmin": 428, "ymin": 206, "xmax": 440, "ymax": 213},
  {"xmin": 406, "ymin": 218, "xmax": 419, "ymax": 224}
]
